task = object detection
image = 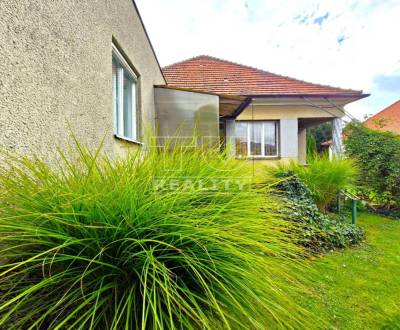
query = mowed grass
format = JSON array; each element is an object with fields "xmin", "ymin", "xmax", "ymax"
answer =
[{"xmin": 301, "ymin": 213, "xmax": 400, "ymax": 329}]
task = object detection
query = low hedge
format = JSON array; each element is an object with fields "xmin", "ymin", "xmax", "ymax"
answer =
[{"xmin": 344, "ymin": 122, "xmax": 400, "ymax": 212}]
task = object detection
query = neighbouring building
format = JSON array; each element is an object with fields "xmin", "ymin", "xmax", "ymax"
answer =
[
  {"xmin": 322, "ymin": 99, "xmax": 400, "ymax": 157},
  {"xmin": 364, "ymin": 100, "xmax": 400, "ymax": 134}
]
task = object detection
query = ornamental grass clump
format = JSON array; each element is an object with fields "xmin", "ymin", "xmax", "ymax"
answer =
[
  {"xmin": 299, "ymin": 156, "xmax": 358, "ymax": 211},
  {"xmin": 0, "ymin": 139, "xmax": 313, "ymax": 329},
  {"xmin": 272, "ymin": 156, "xmax": 358, "ymax": 212}
]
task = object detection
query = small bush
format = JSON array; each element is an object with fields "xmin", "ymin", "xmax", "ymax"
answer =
[
  {"xmin": 273, "ymin": 156, "xmax": 358, "ymax": 212},
  {"xmin": 0, "ymin": 139, "xmax": 313, "ymax": 329},
  {"xmin": 274, "ymin": 174, "xmax": 365, "ymax": 252},
  {"xmin": 344, "ymin": 122, "xmax": 400, "ymax": 210}
]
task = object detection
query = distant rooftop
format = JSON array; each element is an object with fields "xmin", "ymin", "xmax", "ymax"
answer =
[
  {"xmin": 163, "ymin": 55, "xmax": 366, "ymax": 97},
  {"xmin": 364, "ymin": 100, "xmax": 400, "ymax": 134}
]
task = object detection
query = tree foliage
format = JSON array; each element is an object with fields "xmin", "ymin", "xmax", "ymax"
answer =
[
  {"xmin": 307, "ymin": 123, "xmax": 332, "ymax": 152},
  {"xmin": 306, "ymin": 134, "xmax": 318, "ymax": 162},
  {"xmin": 344, "ymin": 122, "xmax": 400, "ymax": 209}
]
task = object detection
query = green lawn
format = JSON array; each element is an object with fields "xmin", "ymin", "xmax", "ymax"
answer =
[{"xmin": 301, "ymin": 213, "xmax": 400, "ymax": 329}]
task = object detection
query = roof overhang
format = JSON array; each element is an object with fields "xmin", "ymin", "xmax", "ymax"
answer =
[
  {"xmin": 155, "ymin": 84, "xmax": 370, "ymax": 120},
  {"xmin": 220, "ymin": 97, "xmax": 251, "ymax": 118},
  {"xmin": 223, "ymin": 93, "xmax": 370, "ymax": 119},
  {"xmin": 298, "ymin": 117, "xmax": 335, "ymax": 129},
  {"xmin": 248, "ymin": 93, "xmax": 369, "ymax": 104}
]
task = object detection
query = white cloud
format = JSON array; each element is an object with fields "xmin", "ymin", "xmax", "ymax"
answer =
[{"xmin": 136, "ymin": 0, "xmax": 400, "ymax": 119}]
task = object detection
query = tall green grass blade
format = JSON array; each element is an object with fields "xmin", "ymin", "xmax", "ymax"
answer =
[{"xmin": 0, "ymin": 136, "xmax": 316, "ymax": 329}]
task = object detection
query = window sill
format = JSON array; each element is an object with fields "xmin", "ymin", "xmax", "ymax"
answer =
[{"xmin": 114, "ymin": 134, "xmax": 143, "ymax": 146}]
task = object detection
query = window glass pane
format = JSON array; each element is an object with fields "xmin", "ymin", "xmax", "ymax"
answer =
[
  {"xmin": 250, "ymin": 122, "xmax": 263, "ymax": 156},
  {"xmin": 264, "ymin": 122, "xmax": 277, "ymax": 156},
  {"xmin": 235, "ymin": 122, "xmax": 248, "ymax": 157},
  {"xmin": 112, "ymin": 49, "xmax": 138, "ymax": 140},
  {"xmin": 123, "ymin": 72, "xmax": 133, "ymax": 139}
]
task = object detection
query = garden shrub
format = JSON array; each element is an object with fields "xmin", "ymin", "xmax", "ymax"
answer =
[
  {"xmin": 274, "ymin": 173, "xmax": 364, "ymax": 252},
  {"xmin": 273, "ymin": 156, "xmax": 358, "ymax": 212},
  {"xmin": 344, "ymin": 122, "xmax": 400, "ymax": 211},
  {"xmin": 0, "ymin": 139, "xmax": 314, "ymax": 329},
  {"xmin": 306, "ymin": 134, "xmax": 318, "ymax": 162}
]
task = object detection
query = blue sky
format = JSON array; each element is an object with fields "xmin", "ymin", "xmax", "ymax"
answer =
[{"xmin": 136, "ymin": 0, "xmax": 400, "ymax": 119}]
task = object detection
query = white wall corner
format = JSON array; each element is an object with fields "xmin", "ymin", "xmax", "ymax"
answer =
[
  {"xmin": 280, "ymin": 119, "xmax": 299, "ymax": 159},
  {"xmin": 225, "ymin": 119, "xmax": 236, "ymax": 158},
  {"xmin": 332, "ymin": 118, "xmax": 343, "ymax": 157}
]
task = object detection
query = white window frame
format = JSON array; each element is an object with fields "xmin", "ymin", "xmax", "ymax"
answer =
[
  {"xmin": 236, "ymin": 121, "xmax": 279, "ymax": 158},
  {"xmin": 112, "ymin": 44, "xmax": 141, "ymax": 144}
]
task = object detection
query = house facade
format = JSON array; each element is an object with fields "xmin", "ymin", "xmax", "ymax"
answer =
[
  {"xmin": 0, "ymin": 0, "xmax": 165, "ymax": 159},
  {"xmin": 161, "ymin": 56, "xmax": 368, "ymax": 163},
  {"xmin": 0, "ymin": 2, "xmax": 368, "ymax": 164}
]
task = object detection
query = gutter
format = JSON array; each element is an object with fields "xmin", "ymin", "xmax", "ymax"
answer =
[{"xmin": 247, "ymin": 93, "xmax": 370, "ymax": 101}]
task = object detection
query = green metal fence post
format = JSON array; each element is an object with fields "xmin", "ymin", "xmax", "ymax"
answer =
[
  {"xmin": 337, "ymin": 193, "xmax": 341, "ymax": 215},
  {"xmin": 352, "ymin": 199, "xmax": 357, "ymax": 224}
]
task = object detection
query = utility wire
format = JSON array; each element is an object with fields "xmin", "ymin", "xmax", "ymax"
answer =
[
  {"xmin": 323, "ymin": 97, "xmax": 359, "ymax": 122},
  {"xmin": 302, "ymin": 96, "xmax": 347, "ymax": 119}
]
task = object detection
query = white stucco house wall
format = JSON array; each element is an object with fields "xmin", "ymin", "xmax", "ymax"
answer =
[
  {"xmin": 0, "ymin": 0, "xmax": 165, "ymax": 159},
  {"xmin": 0, "ymin": 2, "xmax": 368, "ymax": 164}
]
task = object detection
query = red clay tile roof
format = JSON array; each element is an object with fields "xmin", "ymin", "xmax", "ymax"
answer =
[
  {"xmin": 163, "ymin": 55, "xmax": 365, "ymax": 97},
  {"xmin": 364, "ymin": 100, "xmax": 400, "ymax": 134}
]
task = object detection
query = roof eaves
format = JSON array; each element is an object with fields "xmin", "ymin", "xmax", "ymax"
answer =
[
  {"xmin": 228, "ymin": 97, "xmax": 252, "ymax": 119},
  {"xmin": 246, "ymin": 93, "xmax": 369, "ymax": 99}
]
